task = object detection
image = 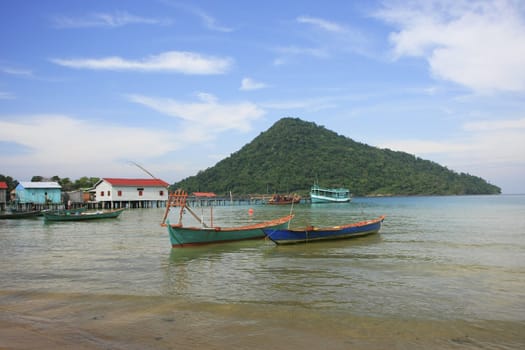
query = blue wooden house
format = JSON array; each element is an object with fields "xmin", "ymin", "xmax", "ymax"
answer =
[{"xmin": 15, "ymin": 182, "xmax": 62, "ymax": 204}]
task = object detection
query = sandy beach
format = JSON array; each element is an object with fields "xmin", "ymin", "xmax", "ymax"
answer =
[{"xmin": 2, "ymin": 290, "xmax": 524, "ymax": 350}]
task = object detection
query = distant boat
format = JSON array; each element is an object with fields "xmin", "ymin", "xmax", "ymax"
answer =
[
  {"xmin": 43, "ymin": 208, "xmax": 124, "ymax": 221},
  {"xmin": 0, "ymin": 210, "xmax": 42, "ymax": 219},
  {"xmin": 263, "ymin": 215, "xmax": 385, "ymax": 245},
  {"xmin": 161, "ymin": 189, "xmax": 294, "ymax": 248},
  {"xmin": 268, "ymin": 193, "xmax": 301, "ymax": 205},
  {"xmin": 310, "ymin": 184, "xmax": 351, "ymax": 203}
]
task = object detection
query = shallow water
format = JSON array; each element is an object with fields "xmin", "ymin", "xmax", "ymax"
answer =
[{"xmin": 1, "ymin": 195, "xmax": 524, "ymax": 349}]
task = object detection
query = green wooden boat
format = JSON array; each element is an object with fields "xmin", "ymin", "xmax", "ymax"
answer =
[
  {"xmin": 44, "ymin": 208, "xmax": 124, "ymax": 221},
  {"xmin": 161, "ymin": 189, "xmax": 293, "ymax": 247}
]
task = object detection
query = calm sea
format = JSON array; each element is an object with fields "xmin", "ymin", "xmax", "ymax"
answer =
[{"xmin": 1, "ymin": 195, "xmax": 524, "ymax": 349}]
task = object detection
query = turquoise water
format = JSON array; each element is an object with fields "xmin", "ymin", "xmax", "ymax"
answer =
[{"xmin": 1, "ymin": 195, "xmax": 524, "ymax": 348}]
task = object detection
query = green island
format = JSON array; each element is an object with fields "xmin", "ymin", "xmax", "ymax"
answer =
[{"xmin": 174, "ymin": 117, "xmax": 501, "ymax": 196}]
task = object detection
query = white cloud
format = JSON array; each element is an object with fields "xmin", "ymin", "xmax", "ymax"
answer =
[
  {"xmin": 194, "ymin": 10, "xmax": 233, "ymax": 32},
  {"xmin": 127, "ymin": 93, "xmax": 265, "ymax": 133},
  {"xmin": 51, "ymin": 51, "xmax": 233, "ymax": 75},
  {"xmin": 163, "ymin": 2, "xmax": 233, "ymax": 32},
  {"xmin": 0, "ymin": 66, "xmax": 33, "ymax": 77},
  {"xmin": 377, "ymin": 116, "xmax": 525, "ymax": 192},
  {"xmin": 240, "ymin": 77, "xmax": 268, "ymax": 91},
  {"xmin": 376, "ymin": 0, "xmax": 525, "ymax": 93},
  {"xmin": 463, "ymin": 117, "xmax": 525, "ymax": 131},
  {"xmin": 0, "ymin": 114, "xmax": 178, "ymax": 179},
  {"xmin": 297, "ymin": 15, "xmax": 346, "ymax": 33},
  {"xmin": 52, "ymin": 11, "xmax": 171, "ymax": 28},
  {"xmin": 274, "ymin": 46, "xmax": 330, "ymax": 58}
]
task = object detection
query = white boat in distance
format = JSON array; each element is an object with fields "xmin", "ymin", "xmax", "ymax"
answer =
[{"xmin": 310, "ymin": 184, "xmax": 351, "ymax": 203}]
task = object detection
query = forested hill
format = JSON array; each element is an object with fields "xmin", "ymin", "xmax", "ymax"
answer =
[{"xmin": 173, "ymin": 118, "xmax": 501, "ymax": 196}]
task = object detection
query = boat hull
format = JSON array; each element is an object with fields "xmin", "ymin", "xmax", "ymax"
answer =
[
  {"xmin": 310, "ymin": 195, "xmax": 351, "ymax": 203},
  {"xmin": 0, "ymin": 210, "xmax": 42, "ymax": 219},
  {"xmin": 264, "ymin": 216, "xmax": 385, "ymax": 245},
  {"xmin": 167, "ymin": 215, "xmax": 293, "ymax": 247},
  {"xmin": 43, "ymin": 208, "xmax": 124, "ymax": 221}
]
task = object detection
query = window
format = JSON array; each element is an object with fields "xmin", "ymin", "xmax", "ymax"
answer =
[
  {"xmin": 159, "ymin": 190, "xmax": 164, "ymax": 196},
  {"xmin": 118, "ymin": 190, "xmax": 122, "ymax": 196},
  {"xmin": 108, "ymin": 191, "xmax": 111, "ymax": 196},
  {"xmin": 100, "ymin": 191, "xmax": 104, "ymax": 197},
  {"xmin": 138, "ymin": 190, "xmax": 143, "ymax": 196}
]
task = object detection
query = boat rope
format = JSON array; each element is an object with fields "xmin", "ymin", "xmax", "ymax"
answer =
[{"xmin": 288, "ymin": 194, "xmax": 296, "ymax": 229}]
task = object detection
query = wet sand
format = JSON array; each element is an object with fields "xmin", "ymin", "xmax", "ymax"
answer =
[{"xmin": 1, "ymin": 290, "xmax": 524, "ymax": 350}]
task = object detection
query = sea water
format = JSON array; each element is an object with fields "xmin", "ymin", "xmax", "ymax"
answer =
[{"xmin": 1, "ymin": 195, "xmax": 524, "ymax": 349}]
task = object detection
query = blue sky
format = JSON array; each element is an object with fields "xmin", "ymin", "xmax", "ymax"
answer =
[{"xmin": 1, "ymin": 0, "xmax": 524, "ymax": 193}]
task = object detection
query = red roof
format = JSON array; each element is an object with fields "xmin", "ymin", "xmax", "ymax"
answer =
[
  {"xmin": 103, "ymin": 178, "xmax": 169, "ymax": 187},
  {"xmin": 193, "ymin": 192, "xmax": 216, "ymax": 197},
  {"xmin": 0, "ymin": 182, "xmax": 7, "ymax": 189}
]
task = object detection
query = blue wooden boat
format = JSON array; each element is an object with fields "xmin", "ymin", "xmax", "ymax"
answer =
[
  {"xmin": 43, "ymin": 208, "xmax": 124, "ymax": 221},
  {"xmin": 310, "ymin": 184, "xmax": 351, "ymax": 203},
  {"xmin": 161, "ymin": 189, "xmax": 294, "ymax": 247},
  {"xmin": 263, "ymin": 215, "xmax": 385, "ymax": 245}
]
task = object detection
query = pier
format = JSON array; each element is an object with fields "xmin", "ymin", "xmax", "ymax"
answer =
[{"xmin": 83, "ymin": 194, "xmax": 283, "ymax": 209}]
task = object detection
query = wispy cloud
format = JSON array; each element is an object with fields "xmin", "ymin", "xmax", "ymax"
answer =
[
  {"xmin": 51, "ymin": 51, "xmax": 233, "ymax": 74},
  {"xmin": 194, "ymin": 9, "xmax": 233, "ymax": 32},
  {"xmin": 275, "ymin": 14, "xmax": 370, "ymax": 63},
  {"xmin": 261, "ymin": 96, "xmax": 339, "ymax": 112},
  {"xmin": 375, "ymin": 0, "xmax": 525, "ymax": 93},
  {"xmin": 126, "ymin": 93, "xmax": 265, "ymax": 134},
  {"xmin": 161, "ymin": 1, "xmax": 233, "ymax": 32},
  {"xmin": 274, "ymin": 46, "xmax": 330, "ymax": 62},
  {"xmin": 240, "ymin": 77, "xmax": 268, "ymax": 91},
  {"xmin": 297, "ymin": 15, "xmax": 346, "ymax": 33},
  {"xmin": 0, "ymin": 91, "xmax": 15, "ymax": 99},
  {"xmin": 0, "ymin": 66, "xmax": 33, "ymax": 77},
  {"xmin": 52, "ymin": 11, "xmax": 171, "ymax": 28}
]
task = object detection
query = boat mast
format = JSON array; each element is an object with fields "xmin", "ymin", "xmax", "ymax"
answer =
[{"xmin": 129, "ymin": 161, "xmax": 158, "ymax": 179}]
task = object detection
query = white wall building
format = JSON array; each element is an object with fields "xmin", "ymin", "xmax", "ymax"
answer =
[{"xmin": 91, "ymin": 178, "xmax": 169, "ymax": 208}]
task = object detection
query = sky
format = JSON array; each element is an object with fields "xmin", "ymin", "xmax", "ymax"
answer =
[{"xmin": 1, "ymin": 0, "xmax": 524, "ymax": 194}]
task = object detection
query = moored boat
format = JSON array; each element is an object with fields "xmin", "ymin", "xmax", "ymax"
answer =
[
  {"xmin": 161, "ymin": 189, "xmax": 294, "ymax": 247},
  {"xmin": 0, "ymin": 210, "xmax": 42, "ymax": 219},
  {"xmin": 310, "ymin": 184, "xmax": 351, "ymax": 203},
  {"xmin": 263, "ymin": 215, "xmax": 385, "ymax": 245},
  {"xmin": 268, "ymin": 193, "xmax": 301, "ymax": 205},
  {"xmin": 43, "ymin": 208, "xmax": 124, "ymax": 221}
]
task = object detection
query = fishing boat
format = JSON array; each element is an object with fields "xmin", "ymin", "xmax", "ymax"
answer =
[
  {"xmin": 43, "ymin": 208, "xmax": 124, "ymax": 221},
  {"xmin": 263, "ymin": 215, "xmax": 385, "ymax": 245},
  {"xmin": 161, "ymin": 189, "xmax": 294, "ymax": 248},
  {"xmin": 0, "ymin": 210, "xmax": 42, "ymax": 219},
  {"xmin": 310, "ymin": 184, "xmax": 351, "ymax": 203},
  {"xmin": 268, "ymin": 193, "xmax": 301, "ymax": 205}
]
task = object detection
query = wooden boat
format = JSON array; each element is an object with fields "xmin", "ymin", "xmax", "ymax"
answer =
[
  {"xmin": 161, "ymin": 189, "xmax": 294, "ymax": 248},
  {"xmin": 310, "ymin": 184, "xmax": 351, "ymax": 203},
  {"xmin": 43, "ymin": 208, "xmax": 124, "ymax": 221},
  {"xmin": 263, "ymin": 215, "xmax": 385, "ymax": 245},
  {"xmin": 0, "ymin": 210, "xmax": 42, "ymax": 219},
  {"xmin": 268, "ymin": 193, "xmax": 301, "ymax": 205}
]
